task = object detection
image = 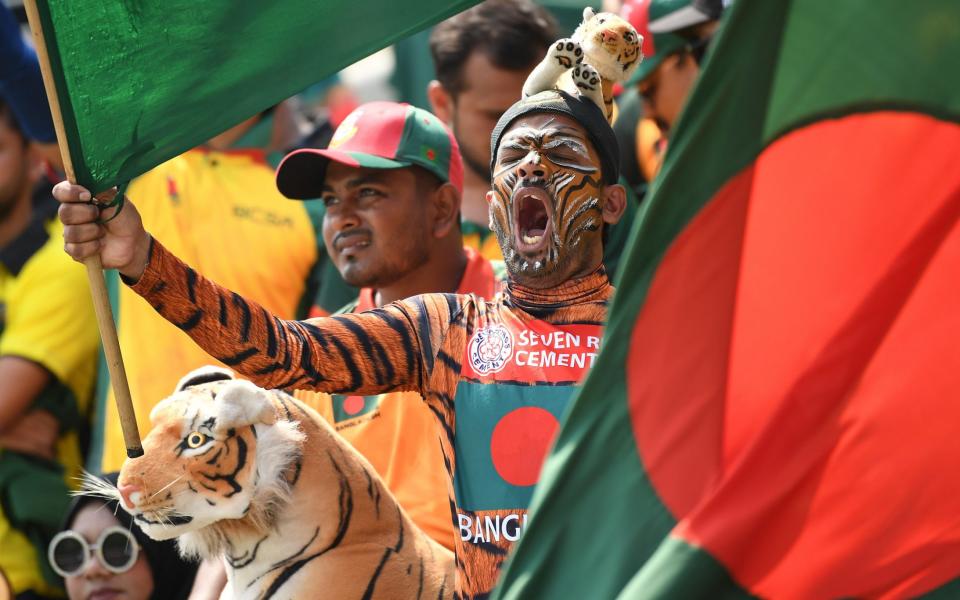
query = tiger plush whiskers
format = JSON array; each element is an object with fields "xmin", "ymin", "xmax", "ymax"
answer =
[
  {"xmin": 78, "ymin": 473, "xmax": 189, "ymax": 531},
  {"xmin": 147, "ymin": 474, "xmax": 184, "ymax": 500},
  {"xmin": 76, "ymin": 471, "xmax": 123, "ymax": 501}
]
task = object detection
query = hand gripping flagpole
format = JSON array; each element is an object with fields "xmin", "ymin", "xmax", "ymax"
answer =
[{"xmin": 23, "ymin": 0, "xmax": 144, "ymax": 458}]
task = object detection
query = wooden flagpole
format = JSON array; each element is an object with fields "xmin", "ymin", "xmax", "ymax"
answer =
[{"xmin": 23, "ymin": 0, "xmax": 143, "ymax": 458}]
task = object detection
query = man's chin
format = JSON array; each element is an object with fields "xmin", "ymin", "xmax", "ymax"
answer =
[
  {"xmin": 503, "ymin": 249, "xmax": 571, "ymax": 289},
  {"xmin": 338, "ymin": 264, "xmax": 380, "ymax": 289}
]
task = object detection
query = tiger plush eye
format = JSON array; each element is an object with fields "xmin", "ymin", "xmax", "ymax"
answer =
[{"xmin": 186, "ymin": 432, "xmax": 208, "ymax": 448}]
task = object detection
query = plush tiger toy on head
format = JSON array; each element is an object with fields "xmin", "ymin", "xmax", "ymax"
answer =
[
  {"xmin": 522, "ymin": 7, "xmax": 643, "ymax": 123},
  {"xmin": 90, "ymin": 366, "xmax": 454, "ymax": 600}
]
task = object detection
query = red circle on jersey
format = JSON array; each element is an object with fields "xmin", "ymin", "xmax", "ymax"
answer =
[
  {"xmin": 490, "ymin": 407, "xmax": 560, "ymax": 487},
  {"xmin": 343, "ymin": 395, "xmax": 365, "ymax": 415}
]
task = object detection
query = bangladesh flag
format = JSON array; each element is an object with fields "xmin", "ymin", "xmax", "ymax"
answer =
[
  {"xmin": 25, "ymin": 0, "xmax": 477, "ymax": 191},
  {"xmin": 494, "ymin": 1, "xmax": 960, "ymax": 598}
]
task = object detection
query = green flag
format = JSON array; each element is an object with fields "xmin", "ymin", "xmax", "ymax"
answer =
[
  {"xmin": 495, "ymin": 0, "xmax": 960, "ymax": 598},
  {"xmin": 27, "ymin": 0, "xmax": 478, "ymax": 192}
]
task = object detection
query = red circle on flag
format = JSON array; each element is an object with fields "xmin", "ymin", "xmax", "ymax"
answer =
[
  {"xmin": 343, "ymin": 395, "xmax": 365, "ymax": 415},
  {"xmin": 625, "ymin": 112, "xmax": 960, "ymax": 598},
  {"xmin": 490, "ymin": 407, "xmax": 560, "ymax": 487}
]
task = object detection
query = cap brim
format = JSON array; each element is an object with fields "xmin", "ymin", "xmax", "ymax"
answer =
[
  {"xmin": 276, "ymin": 148, "xmax": 410, "ymax": 199},
  {"xmin": 648, "ymin": 5, "xmax": 711, "ymax": 32}
]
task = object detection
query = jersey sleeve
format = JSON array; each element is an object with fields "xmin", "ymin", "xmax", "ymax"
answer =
[{"xmin": 129, "ymin": 237, "xmax": 458, "ymax": 395}]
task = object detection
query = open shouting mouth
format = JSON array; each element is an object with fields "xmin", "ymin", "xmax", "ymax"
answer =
[{"xmin": 512, "ymin": 186, "xmax": 554, "ymax": 255}]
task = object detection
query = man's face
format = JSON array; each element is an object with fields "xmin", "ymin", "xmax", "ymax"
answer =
[
  {"xmin": 0, "ymin": 120, "xmax": 32, "ymax": 221},
  {"xmin": 450, "ymin": 52, "xmax": 534, "ymax": 183},
  {"xmin": 488, "ymin": 113, "xmax": 606, "ymax": 288},
  {"xmin": 321, "ymin": 163, "xmax": 432, "ymax": 288},
  {"xmin": 638, "ymin": 53, "xmax": 701, "ymax": 132}
]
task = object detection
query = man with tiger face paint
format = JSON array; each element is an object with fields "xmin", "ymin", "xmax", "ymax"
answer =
[
  {"xmin": 487, "ymin": 91, "xmax": 626, "ymax": 288},
  {"xmin": 54, "ymin": 88, "xmax": 625, "ymax": 598}
]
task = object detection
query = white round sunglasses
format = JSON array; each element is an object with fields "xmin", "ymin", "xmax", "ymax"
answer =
[{"xmin": 48, "ymin": 526, "xmax": 140, "ymax": 577}]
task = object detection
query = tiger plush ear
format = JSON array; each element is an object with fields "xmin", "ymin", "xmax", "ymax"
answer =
[
  {"xmin": 175, "ymin": 365, "xmax": 235, "ymax": 392},
  {"xmin": 212, "ymin": 379, "xmax": 277, "ymax": 430},
  {"xmin": 582, "ymin": 6, "xmax": 596, "ymax": 22}
]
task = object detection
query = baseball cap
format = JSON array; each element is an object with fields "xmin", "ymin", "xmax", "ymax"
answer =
[
  {"xmin": 276, "ymin": 101, "xmax": 463, "ymax": 199},
  {"xmin": 622, "ymin": 0, "xmax": 722, "ymax": 84}
]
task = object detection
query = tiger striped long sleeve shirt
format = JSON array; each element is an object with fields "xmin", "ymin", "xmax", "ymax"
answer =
[{"xmin": 130, "ymin": 238, "xmax": 612, "ymax": 599}]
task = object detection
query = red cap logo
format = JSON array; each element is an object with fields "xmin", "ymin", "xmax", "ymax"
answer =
[{"xmin": 329, "ymin": 109, "xmax": 362, "ymax": 149}]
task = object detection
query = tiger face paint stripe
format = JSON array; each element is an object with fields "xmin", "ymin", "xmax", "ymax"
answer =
[{"xmin": 490, "ymin": 114, "xmax": 607, "ymax": 288}]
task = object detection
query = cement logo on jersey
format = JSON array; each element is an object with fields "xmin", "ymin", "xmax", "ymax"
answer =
[{"xmin": 469, "ymin": 323, "xmax": 515, "ymax": 375}]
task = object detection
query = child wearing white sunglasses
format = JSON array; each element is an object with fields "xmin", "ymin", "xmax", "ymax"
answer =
[{"xmin": 51, "ymin": 473, "xmax": 198, "ymax": 600}]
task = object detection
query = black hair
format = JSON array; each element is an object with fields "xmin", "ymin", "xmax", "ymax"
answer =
[{"xmin": 429, "ymin": 0, "xmax": 559, "ymax": 97}]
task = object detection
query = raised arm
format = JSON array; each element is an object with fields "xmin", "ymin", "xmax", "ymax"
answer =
[{"xmin": 55, "ymin": 182, "xmax": 454, "ymax": 394}]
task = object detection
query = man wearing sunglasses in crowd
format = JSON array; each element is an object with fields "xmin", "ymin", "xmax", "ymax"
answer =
[
  {"xmin": 48, "ymin": 473, "xmax": 198, "ymax": 600},
  {"xmin": 618, "ymin": 0, "xmax": 724, "ymax": 180}
]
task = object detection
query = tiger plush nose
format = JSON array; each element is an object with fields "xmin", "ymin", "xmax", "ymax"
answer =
[
  {"xmin": 601, "ymin": 29, "xmax": 619, "ymax": 43},
  {"xmin": 118, "ymin": 483, "xmax": 142, "ymax": 509}
]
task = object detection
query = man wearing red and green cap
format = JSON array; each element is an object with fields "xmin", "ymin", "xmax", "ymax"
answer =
[
  {"xmin": 280, "ymin": 101, "xmax": 505, "ymax": 552},
  {"xmin": 185, "ymin": 100, "xmax": 508, "ymax": 597},
  {"xmin": 54, "ymin": 88, "xmax": 627, "ymax": 598},
  {"xmin": 622, "ymin": 0, "xmax": 723, "ymax": 134}
]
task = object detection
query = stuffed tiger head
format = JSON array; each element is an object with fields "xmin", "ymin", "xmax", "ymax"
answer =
[
  {"xmin": 85, "ymin": 367, "xmax": 454, "ymax": 599},
  {"xmin": 573, "ymin": 7, "xmax": 642, "ymax": 83},
  {"xmin": 109, "ymin": 367, "xmax": 304, "ymax": 555}
]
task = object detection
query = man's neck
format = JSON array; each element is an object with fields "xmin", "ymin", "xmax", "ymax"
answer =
[
  {"xmin": 373, "ymin": 243, "xmax": 469, "ymax": 307},
  {"xmin": 507, "ymin": 265, "xmax": 612, "ymax": 311},
  {"xmin": 0, "ymin": 189, "xmax": 34, "ymax": 249}
]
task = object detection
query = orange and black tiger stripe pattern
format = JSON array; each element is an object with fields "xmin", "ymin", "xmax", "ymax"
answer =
[{"xmin": 131, "ymin": 239, "xmax": 613, "ymax": 598}]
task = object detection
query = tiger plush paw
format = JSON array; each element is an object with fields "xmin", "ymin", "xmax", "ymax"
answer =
[
  {"xmin": 522, "ymin": 8, "xmax": 643, "ymax": 122},
  {"xmin": 571, "ymin": 63, "xmax": 601, "ymax": 94},
  {"xmin": 571, "ymin": 63, "xmax": 606, "ymax": 113},
  {"xmin": 549, "ymin": 38, "xmax": 584, "ymax": 70},
  {"xmin": 522, "ymin": 37, "xmax": 584, "ymax": 98}
]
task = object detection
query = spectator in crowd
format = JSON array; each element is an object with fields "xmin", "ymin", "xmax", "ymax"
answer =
[
  {"xmin": 281, "ymin": 101, "xmax": 505, "ymax": 549},
  {"xmin": 51, "ymin": 473, "xmax": 198, "ymax": 600},
  {"xmin": 620, "ymin": 0, "xmax": 724, "ymax": 178},
  {"xmin": 427, "ymin": 0, "xmax": 558, "ymax": 260},
  {"xmin": 428, "ymin": 0, "xmax": 640, "ymax": 278},
  {"xmin": 0, "ymin": 98, "xmax": 98, "ymax": 598},
  {"xmin": 0, "ymin": 5, "xmax": 61, "ymax": 172},
  {"xmin": 188, "ymin": 100, "xmax": 508, "ymax": 598}
]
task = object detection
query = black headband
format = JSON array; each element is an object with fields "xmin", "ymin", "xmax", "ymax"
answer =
[{"xmin": 490, "ymin": 90, "xmax": 620, "ymax": 185}]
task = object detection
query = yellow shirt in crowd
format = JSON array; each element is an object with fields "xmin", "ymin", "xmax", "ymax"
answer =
[
  {"xmin": 0, "ymin": 204, "xmax": 98, "ymax": 596},
  {"xmin": 97, "ymin": 148, "xmax": 319, "ymax": 472}
]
